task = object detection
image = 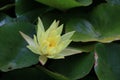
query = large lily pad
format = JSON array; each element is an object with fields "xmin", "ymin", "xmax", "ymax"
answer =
[
  {"xmin": 94, "ymin": 43, "xmax": 120, "ymax": 80},
  {"xmin": 37, "ymin": 66, "xmax": 69, "ymax": 80},
  {"xmin": 66, "ymin": 4, "xmax": 120, "ymax": 43},
  {"xmin": 47, "ymin": 52, "xmax": 94, "ymax": 80},
  {"xmin": 0, "ymin": 19, "xmax": 39, "ymax": 72}
]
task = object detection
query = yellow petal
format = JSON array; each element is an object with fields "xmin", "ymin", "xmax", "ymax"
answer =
[
  {"xmin": 27, "ymin": 45, "xmax": 40, "ymax": 54},
  {"xmin": 57, "ymin": 40, "xmax": 72, "ymax": 53},
  {"xmin": 61, "ymin": 31, "xmax": 75, "ymax": 41},
  {"xmin": 49, "ymin": 20, "xmax": 59, "ymax": 29},
  {"xmin": 46, "ymin": 20, "xmax": 59, "ymax": 34},
  {"xmin": 56, "ymin": 24, "xmax": 63, "ymax": 35},
  {"xmin": 58, "ymin": 47, "xmax": 82, "ymax": 57},
  {"xmin": 37, "ymin": 17, "xmax": 45, "ymax": 32},
  {"xmin": 50, "ymin": 47, "xmax": 82, "ymax": 59},
  {"xmin": 37, "ymin": 17, "xmax": 45, "ymax": 43}
]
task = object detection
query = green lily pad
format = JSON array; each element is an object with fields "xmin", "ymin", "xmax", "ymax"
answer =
[
  {"xmin": 36, "ymin": 0, "xmax": 92, "ymax": 10},
  {"xmin": 95, "ymin": 43, "xmax": 120, "ymax": 80},
  {"xmin": 66, "ymin": 4, "xmax": 120, "ymax": 43},
  {"xmin": 0, "ymin": 20, "xmax": 39, "ymax": 72},
  {"xmin": 37, "ymin": 66, "xmax": 69, "ymax": 80},
  {"xmin": 47, "ymin": 52, "xmax": 94, "ymax": 80}
]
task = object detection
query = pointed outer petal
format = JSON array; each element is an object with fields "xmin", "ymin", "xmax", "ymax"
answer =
[
  {"xmin": 50, "ymin": 20, "xmax": 59, "ymax": 29},
  {"xmin": 57, "ymin": 40, "xmax": 72, "ymax": 54},
  {"xmin": 19, "ymin": 31, "xmax": 35, "ymax": 46},
  {"xmin": 47, "ymin": 29, "xmax": 57, "ymax": 37},
  {"xmin": 57, "ymin": 47, "xmax": 82, "ymax": 57},
  {"xmin": 61, "ymin": 31, "xmax": 75, "ymax": 41},
  {"xmin": 56, "ymin": 24, "xmax": 63, "ymax": 35},
  {"xmin": 39, "ymin": 56, "xmax": 48, "ymax": 65},
  {"xmin": 46, "ymin": 20, "xmax": 59, "ymax": 34},
  {"xmin": 27, "ymin": 45, "xmax": 40, "ymax": 55},
  {"xmin": 37, "ymin": 17, "xmax": 45, "ymax": 43},
  {"xmin": 47, "ymin": 26, "xmax": 62, "ymax": 38},
  {"xmin": 37, "ymin": 17, "xmax": 45, "ymax": 32}
]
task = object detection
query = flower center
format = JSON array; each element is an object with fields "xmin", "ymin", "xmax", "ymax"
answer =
[
  {"xmin": 48, "ymin": 39, "xmax": 56, "ymax": 47},
  {"xmin": 49, "ymin": 41, "xmax": 56, "ymax": 47}
]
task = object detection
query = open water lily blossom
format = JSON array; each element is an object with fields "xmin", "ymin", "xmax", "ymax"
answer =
[{"xmin": 19, "ymin": 17, "xmax": 75, "ymax": 65}]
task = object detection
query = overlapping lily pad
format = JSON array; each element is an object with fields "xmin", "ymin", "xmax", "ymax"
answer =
[
  {"xmin": 66, "ymin": 4, "xmax": 120, "ymax": 43},
  {"xmin": 47, "ymin": 52, "xmax": 94, "ymax": 80},
  {"xmin": 95, "ymin": 43, "xmax": 120, "ymax": 80},
  {"xmin": 0, "ymin": 19, "xmax": 39, "ymax": 72}
]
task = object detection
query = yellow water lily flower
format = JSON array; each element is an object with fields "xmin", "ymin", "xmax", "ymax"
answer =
[{"xmin": 19, "ymin": 17, "xmax": 75, "ymax": 65}]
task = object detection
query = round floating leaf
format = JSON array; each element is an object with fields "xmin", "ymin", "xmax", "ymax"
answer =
[
  {"xmin": 47, "ymin": 52, "xmax": 94, "ymax": 80},
  {"xmin": 95, "ymin": 43, "xmax": 120, "ymax": 80},
  {"xmin": 0, "ymin": 20, "xmax": 39, "ymax": 72},
  {"xmin": 36, "ymin": 0, "xmax": 92, "ymax": 10},
  {"xmin": 66, "ymin": 4, "xmax": 120, "ymax": 43}
]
